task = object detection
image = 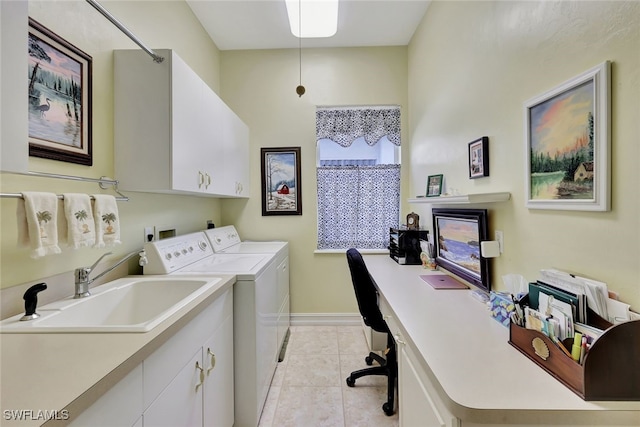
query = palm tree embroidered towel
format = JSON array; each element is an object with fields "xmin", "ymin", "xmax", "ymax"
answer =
[
  {"xmin": 93, "ymin": 194, "xmax": 121, "ymax": 248},
  {"xmin": 63, "ymin": 193, "xmax": 96, "ymax": 249},
  {"xmin": 17, "ymin": 192, "xmax": 62, "ymax": 258}
]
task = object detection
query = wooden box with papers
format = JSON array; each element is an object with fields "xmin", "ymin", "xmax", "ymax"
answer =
[{"xmin": 509, "ymin": 310, "xmax": 640, "ymax": 401}]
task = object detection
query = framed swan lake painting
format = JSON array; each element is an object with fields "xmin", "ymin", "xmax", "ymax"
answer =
[
  {"xmin": 28, "ymin": 18, "xmax": 93, "ymax": 166},
  {"xmin": 525, "ymin": 61, "xmax": 610, "ymax": 211}
]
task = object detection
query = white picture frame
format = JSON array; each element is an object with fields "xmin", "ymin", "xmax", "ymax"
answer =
[{"xmin": 524, "ymin": 61, "xmax": 611, "ymax": 211}]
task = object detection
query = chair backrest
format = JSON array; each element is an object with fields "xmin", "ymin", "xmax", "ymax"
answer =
[{"xmin": 346, "ymin": 248, "xmax": 388, "ymax": 334}]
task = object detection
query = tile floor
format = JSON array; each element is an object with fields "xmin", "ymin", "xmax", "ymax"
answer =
[{"xmin": 258, "ymin": 325, "xmax": 399, "ymax": 427}]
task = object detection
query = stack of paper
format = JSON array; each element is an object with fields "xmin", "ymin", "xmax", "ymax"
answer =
[{"xmin": 539, "ymin": 269, "xmax": 609, "ymax": 321}]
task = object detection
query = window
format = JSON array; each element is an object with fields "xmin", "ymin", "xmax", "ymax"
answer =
[{"xmin": 316, "ymin": 106, "xmax": 401, "ymax": 250}]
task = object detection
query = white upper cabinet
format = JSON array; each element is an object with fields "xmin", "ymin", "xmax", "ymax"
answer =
[
  {"xmin": 1, "ymin": 0, "xmax": 28, "ymax": 173},
  {"xmin": 114, "ymin": 49, "xmax": 249, "ymax": 198}
]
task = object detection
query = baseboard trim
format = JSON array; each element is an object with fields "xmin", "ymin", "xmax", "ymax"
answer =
[{"xmin": 291, "ymin": 313, "xmax": 361, "ymax": 326}]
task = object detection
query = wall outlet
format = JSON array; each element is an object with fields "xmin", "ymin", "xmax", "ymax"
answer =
[
  {"xmin": 144, "ymin": 226, "xmax": 155, "ymax": 243},
  {"xmin": 495, "ymin": 230, "xmax": 504, "ymax": 253}
]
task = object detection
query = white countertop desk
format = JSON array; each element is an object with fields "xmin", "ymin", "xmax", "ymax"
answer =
[{"xmin": 363, "ymin": 255, "xmax": 640, "ymax": 426}]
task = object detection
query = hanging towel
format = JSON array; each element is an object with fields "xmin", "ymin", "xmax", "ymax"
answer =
[
  {"xmin": 93, "ymin": 194, "xmax": 121, "ymax": 248},
  {"xmin": 62, "ymin": 193, "xmax": 96, "ymax": 249},
  {"xmin": 17, "ymin": 192, "xmax": 62, "ymax": 258}
]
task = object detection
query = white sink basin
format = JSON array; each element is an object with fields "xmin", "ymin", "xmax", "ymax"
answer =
[{"xmin": 0, "ymin": 276, "xmax": 221, "ymax": 333}]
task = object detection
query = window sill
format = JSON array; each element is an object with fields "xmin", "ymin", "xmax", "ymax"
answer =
[{"xmin": 314, "ymin": 249, "xmax": 390, "ymax": 255}]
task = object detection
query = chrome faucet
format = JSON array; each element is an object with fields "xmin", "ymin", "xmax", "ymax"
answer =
[{"xmin": 74, "ymin": 250, "xmax": 148, "ymax": 298}]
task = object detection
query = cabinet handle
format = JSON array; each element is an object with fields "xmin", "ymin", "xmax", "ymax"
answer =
[
  {"xmin": 394, "ymin": 334, "xmax": 406, "ymax": 346},
  {"xmin": 198, "ymin": 171, "xmax": 204, "ymax": 188},
  {"xmin": 206, "ymin": 348, "xmax": 216, "ymax": 374},
  {"xmin": 195, "ymin": 361, "xmax": 205, "ymax": 391},
  {"xmin": 205, "ymin": 173, "xmax": 211, "ymax": 189}
]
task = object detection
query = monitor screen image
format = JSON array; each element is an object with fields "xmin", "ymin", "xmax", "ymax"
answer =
[{"xmin": 432, "ymin": 208, "xmax": 491, "ymax": 292}]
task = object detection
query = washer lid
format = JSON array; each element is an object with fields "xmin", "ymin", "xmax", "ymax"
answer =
[
  {"xmin": 178, "ymin": 253, "xmax": 271, "ymax": 278},
  {"xmin": 216, "ymin": 241, "xmax": 288, "ymax": 255}
]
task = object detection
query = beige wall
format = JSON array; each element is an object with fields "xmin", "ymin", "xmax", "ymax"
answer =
[
  {"xmin": 407, "ymin": 1, "xmax": 640, "ymax": 307},
  {"xmin": 2, "ymin": 0, "xmax": 638, "ymax": 318},
  {"xmin": 220, "ymin": 47, "xmax": 409, "ymax": 314},
  {"xmin": 0, "ymin": 1, "xmax": 223, "ymax": 301}
]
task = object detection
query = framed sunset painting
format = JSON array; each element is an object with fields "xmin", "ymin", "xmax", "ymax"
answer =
[{"xmin": 525, "ymin": 61, "xmax": 610, "ymax": 211}]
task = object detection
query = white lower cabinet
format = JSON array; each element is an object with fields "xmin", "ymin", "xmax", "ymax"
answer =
[
  {"xmin": 67, "ymin": 364, "xmax": 143, "ymax": 427},
  {"xmin": 203, "ymin": 313, "xmax": 234, "ymax": 427},
  {"xmin": 398, "ymin": 343, "xmax": 459, "ymax": 427},
  {"xmin": 379, "ymin": 296, "xmax": 460, "ymax": 427},
  {"xmin": 144, "ymin": 349, "xmax": 203, "ymax": 427},
  {"xmin": 68, "ymin": 289, "xmax": 233, "ymax": 427}
]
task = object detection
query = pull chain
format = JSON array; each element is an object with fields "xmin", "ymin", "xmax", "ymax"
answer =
[{"xmin": 296, "ymin": 0, "xmax": 305, "ymax": 97}]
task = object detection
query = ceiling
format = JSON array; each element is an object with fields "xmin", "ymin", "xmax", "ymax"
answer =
[{"xmin": 185, "ymin": 0, "xmax": 432, "ymax": 51}]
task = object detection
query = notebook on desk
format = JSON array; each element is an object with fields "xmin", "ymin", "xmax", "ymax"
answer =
[{"xmin": 420, "ymin": 274, "xmax": 468, "ymax": 290}]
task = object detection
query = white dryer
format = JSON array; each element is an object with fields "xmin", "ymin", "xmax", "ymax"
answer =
[
  {"xmin": 205, "ymin": 226, "xmax": 290, "ymax": 358},
  {"xmin": 144, "ymin": 232, "xmax": 278, "ymax": 427}
]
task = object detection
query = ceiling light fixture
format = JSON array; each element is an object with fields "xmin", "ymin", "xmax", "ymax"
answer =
[{"xmin": 285, "ymin": 0, "xmax": 339, "ymax": 38}]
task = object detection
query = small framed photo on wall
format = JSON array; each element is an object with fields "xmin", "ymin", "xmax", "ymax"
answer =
[
  {"xmin": 426, "ymin": 174, "xmax": 443, "ymax": 197},
  {"xmin": 468, "ymin": 136, "xmax": 489, "ymax": 179}
]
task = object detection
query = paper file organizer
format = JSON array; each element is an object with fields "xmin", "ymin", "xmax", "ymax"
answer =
[{"xmin": 509, "ymin": 308, "xmax": 640, "ymax": 401}]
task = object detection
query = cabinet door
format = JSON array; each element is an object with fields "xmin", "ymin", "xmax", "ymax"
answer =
[
  {"xmin": 200, "ymin": 87, "xmax": 226, "ymax": 195},
  {"xmin": 398, "ymin": 341, "xmax": 460, "ymax": 427},
  {"xmin": 67, "ymin": 364, "xmax": 143, "ymax": 427},
  {"xmin": 203, "ymin": 312, "xmax": 234, "ymax": 427},
  {"xmin": 222, "ymin": 105, "xmax": 250, "ymax": 197},
  {"xmin": 144, "ymin": 349, "xmax": 204, "ymax": 427},
  {"xmin": 171, "ymin": 53, "xmax": 208, "ymax": 193}
]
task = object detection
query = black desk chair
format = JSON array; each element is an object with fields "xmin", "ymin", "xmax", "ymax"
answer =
[{"xmin": 345, "ymin": 248, "xmax": 397, "ymax": 416}]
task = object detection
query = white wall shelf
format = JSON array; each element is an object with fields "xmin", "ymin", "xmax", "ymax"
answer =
[{"xmin": 408, "ymin": 191, "xmax": 511, "ymax": 205}]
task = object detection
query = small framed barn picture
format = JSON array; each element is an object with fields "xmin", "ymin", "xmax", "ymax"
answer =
[
  {"xmin": 27, "ymin": 18, "xmax": 92, "ymax": 166},
  {"xmin": 525, "ymin": 61, "xmax": 611, "ymax": 211},
  {"xmin": 261, "ymin": 147, "xmax": 302, "ymax": 216}
]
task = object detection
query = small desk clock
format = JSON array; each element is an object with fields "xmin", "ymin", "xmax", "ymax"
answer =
[{"xmin": 406, "ymin": 212, "xmax": 420, "ymax": 230}]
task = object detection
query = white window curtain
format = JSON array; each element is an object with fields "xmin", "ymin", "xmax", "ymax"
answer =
[{"xmin": 316, "ymin": 106, "xmax": 400, "ymax": 250}]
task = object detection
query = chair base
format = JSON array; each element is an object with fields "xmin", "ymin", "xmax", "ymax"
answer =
[{"xmin": 346, "ymin": 347, "xmax": 397, "ymax": 416}]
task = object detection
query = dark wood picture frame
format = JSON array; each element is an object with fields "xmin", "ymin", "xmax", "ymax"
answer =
[
  {"xmin": 28, "ymin": 18, "xmax": 92, "ymax": 166},
  {"xmin": 261, "ymin": 147, "xmax": 302, "ymax": 216},
  {"xmin": 468, "ymin": 136, "xmax": 489, "ymax": 179}
]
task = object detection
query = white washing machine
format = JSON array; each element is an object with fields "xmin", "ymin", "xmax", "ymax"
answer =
[
  {"xmin": 205, "ymin": 226, "xmax": 290, "ymax": 358},
  {"xmin": 144, "ymin": 232, "xmax": 278, "ymax": 427}
]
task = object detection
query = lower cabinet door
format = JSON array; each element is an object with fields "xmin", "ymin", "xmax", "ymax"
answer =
[
  {"xmin": 203, "ymin": 313, "xmax": 234, "ymax": 427},
  {"xmin": 67, "ymin": 364, "xmax": 143, "ymax": 427},
  {"xmin": 144, "ymin": 349, "xmax": 204, "ymax": 427},
  {"xmin": 399, "ymin": 343, "xmax": 459, "ymax": 427}
]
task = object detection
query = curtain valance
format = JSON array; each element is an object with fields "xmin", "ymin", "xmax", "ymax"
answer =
[{"xmin": 316, "ymin": 106, "xmax": 401, "ymax": 147}]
